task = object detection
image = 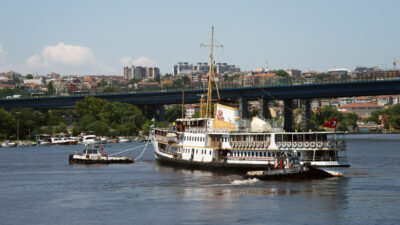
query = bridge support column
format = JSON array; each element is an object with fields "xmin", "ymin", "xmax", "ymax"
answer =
[
  {"xmin": 239, "ymin": 97, "xmax": 249, "ymax": 119},
  {"xmin": 301, "ymin": 99, "xmax": 311, "ymax": 131},
  {"xmin": 155, "ymin": 105, "xmax": 165, "ymax": 121},
  {"xmin": 260, "ymin": 96, "xmax": 271, "ymax": 119},
  {"xmin": 284, "ymin": 99, "xmax": 294, "ymax": 132}
]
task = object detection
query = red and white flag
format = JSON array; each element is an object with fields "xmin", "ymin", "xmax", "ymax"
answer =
[{"xmin": 323, "ymin": 118, "xmax": 338, "ymax": 128}]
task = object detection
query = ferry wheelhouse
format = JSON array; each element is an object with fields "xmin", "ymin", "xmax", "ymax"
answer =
[{"xmin": 150, "ymin": 27, "xmax": 350, "ymax": 176}]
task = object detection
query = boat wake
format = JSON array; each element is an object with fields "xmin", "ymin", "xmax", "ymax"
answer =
[{"xmin": 231, "ymin": 178, "xmax": 260, "ymax": 185}]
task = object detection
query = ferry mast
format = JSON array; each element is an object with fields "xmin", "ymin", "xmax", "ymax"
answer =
[{"xmin": 201, "ymin": 26, "xmax": 222, "ymax": 117}]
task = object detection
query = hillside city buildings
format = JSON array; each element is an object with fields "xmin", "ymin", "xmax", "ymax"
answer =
[{"xmin": 1, "ymin": 64, "xmax": 400, "ymax": 127}]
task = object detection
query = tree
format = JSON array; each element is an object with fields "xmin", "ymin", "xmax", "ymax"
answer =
[
  {"xmin": 87, "ymin": 121, "xmax": 110, "ymax": 136},
  {"xmin": 275, "ymin": 70, "xmax": 290, "ymax": 78},
  {"xmin": 165, "ymin": 105, "xmax": 181, "ymax": 122},
  {"xmin": 191, "ymin": 111, "xmax": 200, "ymax": 118},
  {"xmin": 75, "ymin": 96, "xmax": 108, "ymax": 119},
  {"xmin": 11, "ymin": 108, "xmax": 45, "ymax": 139},
  {"xmin": 26, "ymin": 74, "xmax": 33, "ymax": 79},
  {"xmin": 47, "ymin": 82, "xmax": 55, "ymax": 95},
  {"xmin": 0, "ymin": 108, "xmax": 16, "ymax": 139},
  {"xmin": 312, "ymin": 106, "xmax": 343, "ymax": 130},
  {"xmin": 128, "ymin": 78, "xmax": 141, "ymax": 84},
  {"xmin": 233, "ymin": 73, "xmax": 241, "ymax": 79},
  {"xmin": 99, "ymin": 79, "xmax": 108, "ymax": 87}
]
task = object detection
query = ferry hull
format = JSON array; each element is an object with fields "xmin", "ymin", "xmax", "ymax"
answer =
[
  {"xmin": 154, "ymin": 151, "xmax": 270, "ymax": 172},
  {"xmin": 309, "ymin": 165, "xmax": 350, "ymax": 177}
]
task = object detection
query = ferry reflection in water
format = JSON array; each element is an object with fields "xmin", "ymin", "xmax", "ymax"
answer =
[{"xmin": 154, "ymin": 162, "xmax": 349, "ymax": 224}]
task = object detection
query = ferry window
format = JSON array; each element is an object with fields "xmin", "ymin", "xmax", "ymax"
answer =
[
  {"xmin": 210, "ymin": 151, "xmax": 212, "ymax": 155},
  {"xmin": 252, "ymin": 152, "xmax": 254, "ymax": 157},
  {"xmin": 196, "ymin": 150, "xmax": 198, "ymax": 154}
]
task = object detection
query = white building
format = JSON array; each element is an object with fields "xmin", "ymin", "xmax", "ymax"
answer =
[{"xmin": 185, "ymin": 104, "xmax": 200, "ymax": 118}]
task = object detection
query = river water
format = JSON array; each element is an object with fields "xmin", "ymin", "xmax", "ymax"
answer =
[{"xmin": 0, "ymin": 135, "xmax": 399, "ymax": 225}]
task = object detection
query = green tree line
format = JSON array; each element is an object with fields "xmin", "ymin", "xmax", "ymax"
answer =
[{"xmin": 0, "ymin": 96, "xmax": 151, "ymax": 140}]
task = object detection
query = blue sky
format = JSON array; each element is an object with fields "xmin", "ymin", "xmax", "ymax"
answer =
[{"xmin": 0, "ymin": 0, "xmax": 399, "ymax": 75}]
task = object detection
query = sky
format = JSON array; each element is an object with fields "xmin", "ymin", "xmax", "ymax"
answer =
[{"xmin": 0, "ymin": 0, "xmax": 399, "ymax": 75}]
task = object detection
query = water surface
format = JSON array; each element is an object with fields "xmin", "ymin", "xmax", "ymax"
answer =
[{"xmin": 0, "ymin": 137, "xmax": 399, "ymax": 225}]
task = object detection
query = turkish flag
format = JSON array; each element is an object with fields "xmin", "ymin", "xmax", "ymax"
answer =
[{"xmin": 323, "ymin": 118, "xmax": 338, "ymax": 128}]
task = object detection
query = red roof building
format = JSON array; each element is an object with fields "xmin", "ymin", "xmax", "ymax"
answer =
[{"xmin": 339, "ymin": 103, "xmax": 383, "ymax": 119}]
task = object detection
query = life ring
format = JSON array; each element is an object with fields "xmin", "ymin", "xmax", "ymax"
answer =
[
  {"xmin": 310, "ymin": 142, "xmax": 316, "ymax": 148},
  {"xmin": 292, "ymin": 142, "xmax": 297, "ymax": 148},
  {"xmin": 337, "ymin": 141, "xmax": 343, "ymax": 147},
  {"xmin": 304, "ymin": 142, "xmax": 310, "ymax": 148},
  {"xmin": 97, "ymin": 155, "xmax": 101, "ymax": 159},
  {"xmin": 276, "ymin": 142, "xmax": 281, "ymax": 147},
  {"xmin": 317, "ymin": 142, "xmax": 323, "ymax": 148},
  {"xmin": 287, "ymin": 142, "xmax": 292, "ymax": 147},
  {"xmin": 282, "ymin": 142, "xmax": 287, "ymax": 147},
  {"xmin": 297, "ymin": 142, "xmax": 303, "ymax": 148}
]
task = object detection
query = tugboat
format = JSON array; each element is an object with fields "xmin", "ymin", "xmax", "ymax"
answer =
[
  {"xmin": 69, "ymin": 145, "xmax": 133, "ymax": 164},
  {"xmin": 244, "ymin": 153, "xmax": 309, "ymax": 179}
]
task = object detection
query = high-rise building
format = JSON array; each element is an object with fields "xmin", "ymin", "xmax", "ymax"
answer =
[{"xmin": 124, "ymin": 65, "xmax": 160, "ymax": 80}]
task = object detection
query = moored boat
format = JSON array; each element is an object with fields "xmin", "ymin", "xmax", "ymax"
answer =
[
  {"xmin": 51, "ymin": 136, "xmax": 78, "ymax": 145},
  {"xmin": 69, "ymin": 145, "xmax": 133, "ymax": 164},
  {"xmin": 81, "ymin": 135, "xmax": 98, "ymax": 145},
  {"xmin": 1, "ymin": 140, "xmax": 17, "ymax": 148}
]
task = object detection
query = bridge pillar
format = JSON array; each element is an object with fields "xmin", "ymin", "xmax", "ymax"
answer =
[
  {"xmin": 283, "ymin": 99, "xmax": 294, "ymax": 132},
  {"xmin": 156, "ymin": 105, "xmax": 165, "ymax": 121},
  {"xmin": 301, "ymin": 99, "xmax": 311, "ymax": 131},
  {"xmin": 239, "ymin": 97, "xmax": 249, "ymax": 119},
  {"xmin": 260, "ymin": 96, "xmax": 272, "ymax": 119}
]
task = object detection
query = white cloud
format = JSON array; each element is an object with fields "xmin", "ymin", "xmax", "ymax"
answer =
[
  {"xmin": 0, "ymin": 42, "xmax": 14, "ymax": 72},
  {"xmin": 0, "ymin": 43, "xmax": 6, "ymax": 56},
  {"xmin": 120, "ymin": 56, "xmax": 157, "ymax": 67},
  {"xmin": 26, "ymin": 42, "xmax": 116, "ymax": 74}
]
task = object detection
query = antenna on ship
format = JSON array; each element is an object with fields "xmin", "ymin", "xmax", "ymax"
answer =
[{"xmin": 200, "ymin": 26, "xmax": 223, "ymax": 118}]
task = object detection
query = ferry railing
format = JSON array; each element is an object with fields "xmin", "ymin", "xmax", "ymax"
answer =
[{"xmin": 302, "ymin": 156, "xmax": 348, "ymax": 162}]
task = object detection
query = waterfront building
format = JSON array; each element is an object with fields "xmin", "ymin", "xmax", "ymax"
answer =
[
  {"xmin": 339, "ymin": 103, "xmax": 383, "ymax": 119},
  {"xmin": 338, "ymin": 97, "xmax": 355, "ymax": 106}
]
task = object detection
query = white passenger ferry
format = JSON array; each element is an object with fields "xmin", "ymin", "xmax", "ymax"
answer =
[{"xmin": 150, "ymin": 27, "xmax": 350, "ymax": 176}]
